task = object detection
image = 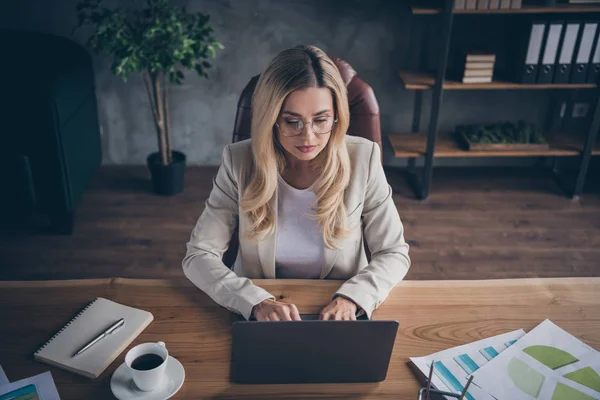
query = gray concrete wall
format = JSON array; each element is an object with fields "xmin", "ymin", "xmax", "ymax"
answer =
[{"xmin": 0, "ymin": 0, "xmax": 568, "ymax": 166}]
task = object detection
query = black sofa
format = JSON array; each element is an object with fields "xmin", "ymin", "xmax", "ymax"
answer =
[{"xmin": 0, "ymin": 30, "xmax": 102, "ymax": 234}]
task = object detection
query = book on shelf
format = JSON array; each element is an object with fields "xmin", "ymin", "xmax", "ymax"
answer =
[
  {"xmin": 490, "ymin": 0, "xmax": 501, "ymax": 7},
  {"xmin": 478, "ymin": 0, "xmax": 490, "ymax": 8},
  {"xmin": 466, "ymin": 0, "xmax": 478, "ymax": 9},
  {"xmin": 447, "ymin": 69, "xmax": 495, "ymax": 82},
  {"xmin": 462, "ymin": 76, "xmax": 494, "ymax": 83},
  {"xmin": 465, "ymin": 61, "xmax": 495, "ymax": 69},
  {"xmin": 500, "ymin": 0, "xmax": 512, "ymax": 7},
  {"xmin": 464, "ymin": 68, "xmax": 495, "ymax": 77},
  {"xmin": 466, "ymin": 52, "xmax": 496, "ymax": 62},
  {"xmin": 447, "ymin": 50, "xmax": 496, "ymax": 83}
]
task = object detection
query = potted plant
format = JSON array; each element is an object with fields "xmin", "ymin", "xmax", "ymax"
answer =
[
  {"xmin": 455, "ymin": 121, "xmax": 549, "ymax": 152},
  {"xmin": 75, "ymin": 0, "xmax": 223, "ymax": 195}
]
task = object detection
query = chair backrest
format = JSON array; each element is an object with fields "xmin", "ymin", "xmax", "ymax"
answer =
[
  {"xmin": 231, "ymin": 55, "xmax": 382, "ymax": 152},
  {"xmin": 223, "ymin": 55, "xmax": 380, "ymax": 269}
]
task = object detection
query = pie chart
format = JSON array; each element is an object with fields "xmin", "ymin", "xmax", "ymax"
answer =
[{"xmin": 523, "ymin": 345, "xmax": 579, "ymax": 369}]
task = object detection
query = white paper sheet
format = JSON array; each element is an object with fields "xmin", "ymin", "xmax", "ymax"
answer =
[
  {"xmin": 472, "ymin": 319, "xmax": 600, "ymax": 400},
  {"xmin": 410, "ymin": 329, "xmax": 526, "ymax": 400},
  {"xmin": 0, "ymin": 366, "xmax": 8, "ymax": 386},
  {"xmin": 0, "ymin": 371, "xmax": 60, "ymax": 400}
]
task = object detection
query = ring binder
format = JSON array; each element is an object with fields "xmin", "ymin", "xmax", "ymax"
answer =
[
  {"xmin": 537, "ymin": 20, "xmax": 563, "ymax": 84},
  {"xmin": 587, "ymin": 24, "xmax": 600, "ymax": 83},
  {"xmin": 554, "ymin": 20, "xmax": 580, "ymax": 84},
  {"xmin": 571, "ymin": 21, "xmax": 598, "ymax": 84},
  {"xmin": 34, "ymin": 298, "xmax": 99, "ymax": 355},
  {"xmin": 510, "ymin": 20, "xmax": 546, "ymax": 84}
]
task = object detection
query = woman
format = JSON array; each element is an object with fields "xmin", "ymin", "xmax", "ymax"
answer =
[{"xmin": 183, "ymin": 45, "xmax": 410, "ymax": 322}]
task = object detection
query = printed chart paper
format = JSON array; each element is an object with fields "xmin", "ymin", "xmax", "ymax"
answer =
[
  {"xmin": 0, "ymin": 366, "xmax": 8, "ymax": 386},
  {"xmin": 473, "ymin": 319, "xmax": 600, "ymax": 400},
  {"xmin": 411, "ymin": 329, "xmax": 526, "ymax": 400},
  {"xmin": 0, "ymin": 384, "xmax": 39, "ymax": 400},
  {"xmin": 0, "ymin": 372, "xmax": 60, "ymax": 400}
]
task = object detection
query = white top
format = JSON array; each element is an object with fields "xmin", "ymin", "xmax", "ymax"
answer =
[{"xmin": 275, "ymin": 174, "xmax": 325, "ymax": 279}]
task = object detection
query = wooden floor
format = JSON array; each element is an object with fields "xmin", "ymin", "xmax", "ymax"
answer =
[{"xmin": 0, "ymin": 166, "xmax": 599, "ymax": 281}]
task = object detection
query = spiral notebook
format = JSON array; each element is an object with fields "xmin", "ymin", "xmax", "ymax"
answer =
[{"xmin": 34, "ymin": 297, "xmax": 154, "ymax": 379}]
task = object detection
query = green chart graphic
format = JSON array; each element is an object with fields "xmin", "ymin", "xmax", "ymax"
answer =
[
  {"xmin": 564, "ymin": 367, "xmax": 600, "ymax": 392},
  {"xmin": 507, "ymin": 357, "xmax": 545, "ymax": 398},
  {"xmin": 551, "ymin": 382, "xmax": 595, "ymax": 400},
  {"xmin": 511, "ymin": 345, "xmax": 600, "ymax": 398},
  {"xmin": 523, "ymin": 345, "xmax": 579, "ymax": 369}
]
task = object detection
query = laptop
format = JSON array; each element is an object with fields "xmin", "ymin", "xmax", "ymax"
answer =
[{"xmin": 230, "ymin": 314, "xmax": 399, "ymax": 384}]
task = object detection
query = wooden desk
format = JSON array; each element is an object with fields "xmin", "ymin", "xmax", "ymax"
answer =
[{"xmin": 0, "ymin": 278, "xmax": 599, "ymax": 399}]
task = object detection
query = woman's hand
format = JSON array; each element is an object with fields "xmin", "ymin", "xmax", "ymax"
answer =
[
  {"xmin": 252, "ymin": 299, "xmax": 302, "ymax": 321},
  {"xmin": 319, "ymin": 296, "xmax": 358, "ymax": 320}
]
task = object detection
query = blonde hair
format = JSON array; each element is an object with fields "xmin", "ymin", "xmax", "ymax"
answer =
[{"xmin": 239, "ymin": 45, "xmax": 352, "ymax": 250}]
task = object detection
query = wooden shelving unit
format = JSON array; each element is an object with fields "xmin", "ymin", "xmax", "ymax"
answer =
[
  {"xmin": 398, "ymin": 70, "xmax": 597, "ymax": 90},
  {"xmin": 394, "ymin": 1, "xmax": 600, "ymax": 200},
  {"xmin": 411, "ymin": 4, "xmax": 600, "ymax": 15},
  {"xmin": 388, "ymin": 131, "xmax": 600, "ymax": 158}
]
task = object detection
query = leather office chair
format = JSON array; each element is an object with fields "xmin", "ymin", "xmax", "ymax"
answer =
[{"xmin": 223, "ymin": 55, "xmax": 381, "ymax": 269}]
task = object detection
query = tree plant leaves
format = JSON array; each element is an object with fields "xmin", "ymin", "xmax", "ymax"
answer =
[{"xmin": 73, "ymin": 0, "xmax": 224, "ymax": 85}]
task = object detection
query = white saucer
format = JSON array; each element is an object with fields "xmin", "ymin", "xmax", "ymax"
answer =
[{"xmin": 110, "ymin": 356, "xmax": 185, "ymax": 400}]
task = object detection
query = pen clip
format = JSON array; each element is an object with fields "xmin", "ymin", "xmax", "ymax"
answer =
[{"xmin": 106, "ymin": 318, "xmax": 125, "ymax": 334}]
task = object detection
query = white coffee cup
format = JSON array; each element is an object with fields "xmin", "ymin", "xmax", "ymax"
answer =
[{"xmin": 125, "ymin": 341, "xmax": 169, "ymax": 391}]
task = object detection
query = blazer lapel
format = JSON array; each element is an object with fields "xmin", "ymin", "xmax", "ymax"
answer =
[
  {"xmin": 320, "ymin": 244, "xmax": 340, "ymax": 279},
  {"xmin": 258, "ymin": 187, "xmax": 277, "ymax": 279}
]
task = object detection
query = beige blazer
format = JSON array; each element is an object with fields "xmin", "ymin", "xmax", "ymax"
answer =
[{"xmin": 182, "ymin": 135, "xmax": 411, "ymax": 320}]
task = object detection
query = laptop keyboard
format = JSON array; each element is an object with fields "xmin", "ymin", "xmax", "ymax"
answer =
[
  {"xmin": 300, "ymin": 314, "xmax": 320, "ymax": 320},
  {"xmin": 248, "ymin": 314, "xmax": 367, "ymax": 321}
]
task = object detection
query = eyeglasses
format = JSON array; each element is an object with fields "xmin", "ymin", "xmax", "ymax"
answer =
[{"xmin": 275, "ymin": 116, "xmax": 338, "ymax": 137}]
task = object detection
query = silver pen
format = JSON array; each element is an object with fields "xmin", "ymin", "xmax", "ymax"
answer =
[{"xmin": 73, "ymin": 318, "xmax": 125, "ymax": 357}]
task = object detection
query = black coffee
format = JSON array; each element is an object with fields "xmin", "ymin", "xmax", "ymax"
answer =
[{"xmin": 131, "ymin": 353, "xmax": 164, "ymax": 371}]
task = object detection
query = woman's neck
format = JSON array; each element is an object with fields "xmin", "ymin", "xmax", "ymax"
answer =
[
  {"xmin": 282, "ymin": 158, "xmax": 320, "ymax": 190},
  {"xmin": 286, "ymin": 157, "xmax": 312, "ymax": 173}
]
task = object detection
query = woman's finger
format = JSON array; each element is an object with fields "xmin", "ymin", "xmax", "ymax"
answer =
[
  {"xmin": 268, "ymin": 311, "xmax": 280, "ymax": 321},
  {"xmin": 289, "ymin": 304, "xmax": 302, "ymax": 321},
  {"xmin": 279, "ymin": 307, "xmax": 292, "ymax": 321},
  {"xmin": 256, "ymin": 310, "xmax": 268, "ymax": 321}
]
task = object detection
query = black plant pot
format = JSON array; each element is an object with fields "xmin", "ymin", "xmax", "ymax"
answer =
[{"xmin": 146, "ymin": 151, "xmax": 186, "ymax": 196}]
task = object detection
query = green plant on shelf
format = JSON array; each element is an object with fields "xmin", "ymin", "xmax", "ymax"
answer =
[{"xmin": 456, "ymin": 121, "xmax": 547, "ymax": 145}]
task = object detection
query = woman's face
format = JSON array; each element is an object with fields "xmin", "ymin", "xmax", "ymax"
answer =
[{"xmin": 275, "ymin": 87, "xmax": 335, "ymax": 164}]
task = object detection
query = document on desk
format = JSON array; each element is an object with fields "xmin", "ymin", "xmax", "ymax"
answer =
[
  {"xmin": 0, "ymin": 366, "xmax": 8, "ymax": 386},
  {"xmin": 410, "ymin": 329, "xmax": 526, "ymax": 400},
  {"xmin": 472, "ymin": 319, "xmax": 600, "ymax": 400},
  {"xmin": 0, "ymin": 371, "xmax": 60, "ymax": 400},
  {"xmin": 0, "ymin": 365, "xmax": 9, "ymax": 386}
]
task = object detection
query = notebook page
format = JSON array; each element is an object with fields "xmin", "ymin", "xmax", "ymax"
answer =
[{"xmin": 34, "ymin": 297, "xmax": 153, "ymax": 378}]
